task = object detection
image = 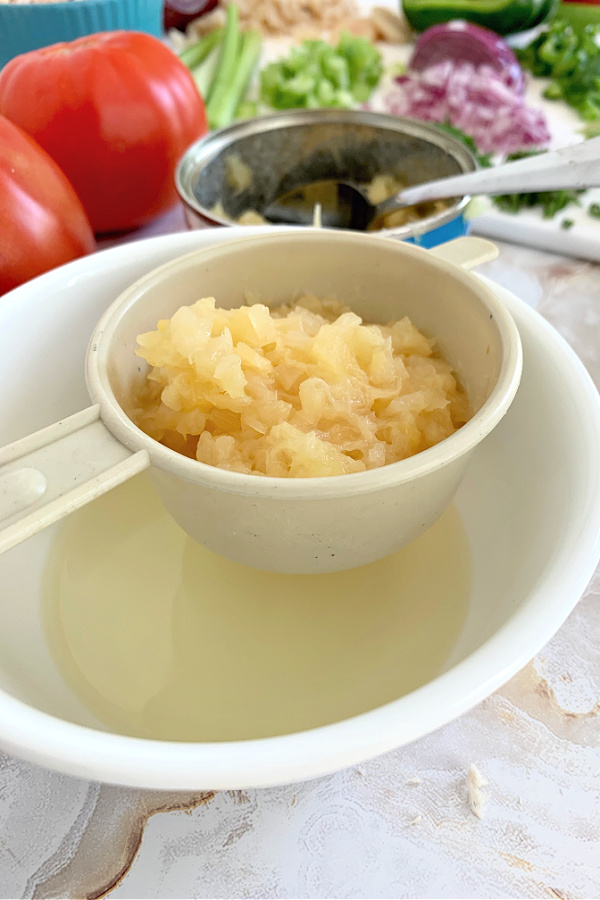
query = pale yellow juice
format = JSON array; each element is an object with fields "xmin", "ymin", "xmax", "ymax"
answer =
[{"xmin": 44, "ymin": 475, "xmax": 471, "ymax": 742}]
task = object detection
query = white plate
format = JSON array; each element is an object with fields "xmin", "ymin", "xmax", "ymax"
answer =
[{"xmin": 0, "ymin": 227, "xmax": 599, "ymax": 789}]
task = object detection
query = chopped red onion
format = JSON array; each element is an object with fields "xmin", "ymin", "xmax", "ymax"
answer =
[
  {"xmin": 386, "ymin": 61, "xmax": 550, "ymax": 155},
  {"xmin": 410, "ymin": 22, "xmax": 524, "ymax": 94}
]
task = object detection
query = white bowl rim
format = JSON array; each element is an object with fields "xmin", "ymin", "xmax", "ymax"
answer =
[
  {"xmin": 87, "ymin": 229, "xmax": 523, "ymax": 499},
  {"xmin": 0, "ymin": 231, "xmax": 598, "ymax": 789}
]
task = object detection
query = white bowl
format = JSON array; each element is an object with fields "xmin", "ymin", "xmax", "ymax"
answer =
[
  {"xmin": 0, "ymin": 231, "xmax": 521, "ymax": 574},
  {"xmin": 0, "ymin": 228, "xmax": 598, "ymax": 789}
]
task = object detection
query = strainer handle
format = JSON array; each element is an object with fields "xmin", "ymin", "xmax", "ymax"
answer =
[{"xmin": 0, "ymin": 406, "xmax": 149, "ymax": 555}]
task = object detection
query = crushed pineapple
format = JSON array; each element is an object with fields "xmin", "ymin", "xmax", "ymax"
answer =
[{"xmin": 132, "ymin": 296, "xmax": 470, "ymax": 478}]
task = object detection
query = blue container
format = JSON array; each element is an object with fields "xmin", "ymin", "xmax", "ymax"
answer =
[
  {"xmin": 176, "ymin": 110, "xmax": 476, "ymax": 248},
  {"xmin": 407, "ymin": 213, "xmax": 469, "ymax": 249},
  {"xmin": 0, "ymin": 0, "xmax": 163, "ymax": 68}
]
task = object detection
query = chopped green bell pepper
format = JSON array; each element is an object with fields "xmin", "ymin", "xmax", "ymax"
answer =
[
  {"xmin": 260, "ymin": 33, "xmax": 383, "ymax": 110},
  {"xmin": 518, "ymin": 17, "xmax": 600, "ymax": 121}
]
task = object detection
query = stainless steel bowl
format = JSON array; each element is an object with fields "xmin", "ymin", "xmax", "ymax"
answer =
[{"xmin": 176, "ymin": 109, "xmax": 477, "ymax": 240}]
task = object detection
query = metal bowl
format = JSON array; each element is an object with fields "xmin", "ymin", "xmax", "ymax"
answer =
[{"xmin": 176, "ymin": 109, "xmax": 477, "ymax": 246}]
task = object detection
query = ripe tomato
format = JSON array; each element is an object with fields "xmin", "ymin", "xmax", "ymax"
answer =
[
  {"xmin": 0, "ymin": 115, "xmax": 96, "ymax": 296},
  {"xmin": 0, "ymin": 32, "xmax": 208, "ymax": 234}
]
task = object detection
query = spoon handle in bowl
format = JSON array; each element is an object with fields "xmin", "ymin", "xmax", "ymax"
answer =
[
  {"xmin": 0, "ymin": 406, "xmax": 149, "ymax": 555},
  {"xmin": 393, "ymin": 137, "xmax": 600, "ymax": 207}
]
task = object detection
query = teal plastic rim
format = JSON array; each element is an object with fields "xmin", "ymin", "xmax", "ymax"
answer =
[{"xmin": 0, "ymin": 0, "xmax": 163, "ymax": 68}]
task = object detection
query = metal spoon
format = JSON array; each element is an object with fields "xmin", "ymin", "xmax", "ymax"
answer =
[{"xmin": 264, "ymin": 137, "xmax": 600, "ymax": 230}]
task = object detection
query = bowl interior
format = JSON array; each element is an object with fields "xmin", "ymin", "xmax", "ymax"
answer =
[
  {"xmin": 101, "ymin": 231, "xmax": 504, "ymax": 428},
  {"xmin": 180, "ymin": 117, "xmax": 474, "ymax": 226}
]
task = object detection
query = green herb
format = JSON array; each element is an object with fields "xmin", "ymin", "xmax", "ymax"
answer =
[
  {"xmin": 491, "ymin": 151, "xmax": 583, "ymax": 218},
  {"xmin": 588, "ymin": 203, "xmax": 600, "ymax": 219},
  {"xmin": 561, "ymin": 218, "xmax": 574, "ymax": 229},
  {"xmin": 494, "ymin": 189, "xmax": 582, "ymax": 217},
  {"xmin": 260, "ymin": 33, "xmax": 383, "ymax": 110},
  {"xmin": 435, "ymin": 124, "xmax": 493, "ymax": 168},
  {"xmin": 518, "ymin": 18, "xmax": 600, "ymax": 121},
  {"xmin": 582, "ymin": 119, "xmax": 600, "ymax": 138}
]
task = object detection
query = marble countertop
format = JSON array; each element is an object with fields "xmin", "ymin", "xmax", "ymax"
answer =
[{"xmin": 1, "ymin": 210, "xmax": 599, "ymax": 900}]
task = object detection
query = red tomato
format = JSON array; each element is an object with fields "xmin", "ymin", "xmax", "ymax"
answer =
[
  {"xmin": 0, "ymin": 32, "xmax": 208, "ymax": 234},
  {"xmin": 0, "ymin": 115, "xmax": 96, "ymax": 296}
]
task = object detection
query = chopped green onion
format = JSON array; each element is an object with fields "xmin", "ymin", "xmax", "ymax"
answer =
[
  {"xmin": 192, "ymin": 42, "xmax": 222, "ymax": 103},
  {"xmin": 212, "ymin": 29, "xmax": 261, "ymax": 130},
  {"xmin": 180, "ymin": 30, "xmax": 223, "ymax": 70},
  {"xmin": 206, "ymin": 3, "xmax": 241, "ymax": 130}
]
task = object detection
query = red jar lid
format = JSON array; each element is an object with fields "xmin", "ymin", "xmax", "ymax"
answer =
[{"xmin": 164, "ymin": 0, "xmax": 219, "ymax": 31}]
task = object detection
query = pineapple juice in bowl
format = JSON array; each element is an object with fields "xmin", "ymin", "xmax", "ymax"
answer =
[{"xmin": 43, "ymin": 473, "xmax": 472, "ymax": 741}]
